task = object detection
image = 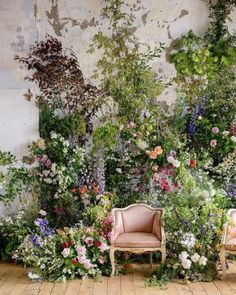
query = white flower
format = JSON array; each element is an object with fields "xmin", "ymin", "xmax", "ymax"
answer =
[
  {"xmin": 50, "ymin": 132, "xmax": 57, "ymax": 139},
  {"xmin": 39, "ymin": 210, "xmax": 47, "ymax": 216},
  {"xmin": 63, "ymin": 148, "xmax": 68, "ymax": 154},
  {"xmin": 172, "ymin": 159, "xmax": 180, "ymax": 168},
  {"xmin": 223, "ymin": 131, "xmax": 229, "ymax": 136},
  {"xmin": 28, "ymin": 272, "xmax": 40, "ymax": 280},
  {"xmin": 231, "ymin": 136, "xmax": 236, "ymax": 142},
  {"xmin": 199, "ymin": 256, "xmax": 207, "ymax": 266},
  {"xmin": 191, "ymin": 253, "xmax": 200, "ymax": 263},
  {"xmin": 198, "ymin": 116, "xmax": 203, "ymax": 120},
  {"xmin": 136, "ymin": 139, "xmax": 148, "ymax": 150},
  {"xmin": 179, "ymin": 251, "xmax": 189, "ymax": 261},
  {"xmin": 40, "ymin": 264, "xmax": 46, "ymax": 269},
  {"xmin": 180, "ymin": 233, "xmax": 196, "ymax": 249},
  {"xmin": 61, "ymin": 248, "xmax": 70, "ymax": 258},
  {"xmin": 116, "ymin": 168, "xmax": 122, "ymax": 174},
  {"xmin": 167, "ymin": 156, "xmax": 174, "ymax": 164},
  {"xmin": 64, "ymin": 140, "xmax": 70, "ymax": 147},
  {"xmin": 181, "ymin": 258, "xmax": 192, "ymax": 270}
]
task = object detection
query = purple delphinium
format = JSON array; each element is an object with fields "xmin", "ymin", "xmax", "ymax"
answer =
[
  {"xmin": 29, "ymin": 235, "xmax": 41, "ymax": 247},
  {"xmin": 188, "ymin": 102, "xmax": 205, "ymax": 140},
  {"xmin": 226, "ymin": 183, "xmax": 236, "ymax": 199},
  {"xmin": 34, "ymin": 218, "xmax": 54, "ymax": 237}
]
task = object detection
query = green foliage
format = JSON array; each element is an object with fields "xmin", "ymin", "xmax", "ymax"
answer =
[
  {"xmin": 89, "ymin": 0, "xmax": 163, "ymax": 122},
  {"xmin": 39, "ymin": 104, "xmax": 86, "ymax": 141},
  {"xmin": 92, "ymin": 123, "xmax": 118, "ymax": 151}
]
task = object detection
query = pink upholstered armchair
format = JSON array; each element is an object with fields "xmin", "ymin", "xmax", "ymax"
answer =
[
  {"xmin": 109, "ymin": 204, "xmax": 166, "ymax": 276},
  {"xmin": 220, "ymin": 209, "xmax": 236, "ymax": 279}
]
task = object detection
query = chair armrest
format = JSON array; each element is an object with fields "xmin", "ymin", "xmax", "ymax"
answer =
[
  {"xmin": 160, "ymin": 210, "xmax": 166, "ymax": 245},
  {"xmin": 110, "ymin": 209, "xmax": 124, "ymax": 244}
]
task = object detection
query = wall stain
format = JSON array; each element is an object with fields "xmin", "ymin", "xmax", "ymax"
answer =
[
  {"xmin": 10, "ymin": 26, "xmax": 25, "ymax": 52},
  {"xmin": 167, "ymin": 24, "xmax": 172, "ymax": 40},
  {"xmin": 80, "ymin": 17, "xmax": 98, "ymax": 30},
  {"xmin": 179, "ymin": 9, "xmax": 189, "ymax": 19},
  {"xmin": 45, "ymin": 0, "xmax": 69, "ymax": 36},
  {"xmin": 141, "ymin": 11, "xmax": 150, "ymax": 25}
]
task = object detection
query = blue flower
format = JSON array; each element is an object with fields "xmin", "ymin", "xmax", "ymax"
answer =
[{"xmin": 29, "ymin": 235, "xmax": 41, "ymax": 247}]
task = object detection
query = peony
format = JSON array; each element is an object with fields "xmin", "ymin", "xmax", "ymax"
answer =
[
  {"xmin": 191, "ymin": 253, "xmax": 200, "ymax": 263},
  {"xmin": 210, "ymin": 139, "xmax": 217, "ymax": 147},
  {"xmin": 85, "ymin": 237, "xmax": 94, "ymax": 247},
  {"xmin": 199, "ymin": 256, "xmax": 207, "ymax": 266},
  {"xmin": 61, "ymin": 248, "xmax": 70, "ymax": 258},
  {"xmin": 212, "ymin": 127, "xmax": 219, "ymax": 134},
  {"xmin": 231, "ymin": 136, "xmax": 236, "ymax": 142}
]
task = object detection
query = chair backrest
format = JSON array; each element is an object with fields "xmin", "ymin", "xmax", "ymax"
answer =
[
  {"xmin": 227, "ymin": 209, "xmax": 236, "ymax": 240},
  {"xmin": 113, "ymin": 204, "xmax": 163, "ymax": 240}
]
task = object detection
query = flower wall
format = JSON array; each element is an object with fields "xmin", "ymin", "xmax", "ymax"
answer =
[{"xmin": 0, "ymin": 0, "xmax": 236, "ymax": 284}]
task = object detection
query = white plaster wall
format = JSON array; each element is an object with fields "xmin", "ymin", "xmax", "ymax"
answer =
[{"xmin": 0, "ymin": 0, "xmax": 235, "ymax": 215}]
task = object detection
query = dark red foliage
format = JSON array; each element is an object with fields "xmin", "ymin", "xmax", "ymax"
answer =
[{"xmin": 15, "ymin": 35, "xmax": 106, "ymax": 131}]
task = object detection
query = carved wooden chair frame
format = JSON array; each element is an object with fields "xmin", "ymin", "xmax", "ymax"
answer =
[
  {"xmin": 219, "ymin": 209, "xmax": 236, "ymax": 280},
  {"xmin": 109, "ymin": 204, "xmax": 166, "ymax": 276}
]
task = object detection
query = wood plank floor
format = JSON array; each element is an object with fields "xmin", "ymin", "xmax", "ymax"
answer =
[{"xmin": 0, "ymin": 261, "xmax": 236, "ymax": 295}]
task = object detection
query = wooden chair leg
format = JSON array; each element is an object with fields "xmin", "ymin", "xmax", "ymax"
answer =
[
  {"xmin": 109, "ymin": 248, "xmax": 116, "ymax": 276},
  {"xmin": 220, "ymin": 247, "xmax": 226, "ymax": 280},
  {"xmin": 161, "ymin": 247, "xmax": 166, "ymax": 264},
  {"xmin": 149, "ymin": 252, "xmax": 153, "ymax": 269}
]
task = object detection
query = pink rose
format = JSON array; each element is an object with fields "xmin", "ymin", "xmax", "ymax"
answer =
[
  {"xmin": 212, "ymin": 127, "xmax": 219, "ymax": 134},
  {"xmin": 76, "ymin": 246, "xmax": 87, "ymax": 256},
  {"xmin": 210, "ymin": 139, "xmax": 217, "ymax": 147},
  {"xmin": 152, "ymin": 173, "xmax": 160, "ymax": 182},
  {"xmin": 85, "ymin": 237, "xmax": 94, "ymax": 247},
  {"xmin": 39, "ymin": 210, "xmax": 47, "ymax": 216},
  {"xmin": 98, "ymin": 256, "xmax": 105, "ymax": 264},
  {"xmin": 98, "ymin": 242, "xmax": 109, "ymax": 253}
]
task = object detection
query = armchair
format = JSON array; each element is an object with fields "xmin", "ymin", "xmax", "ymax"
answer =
[
  {"xmin": 220, "ymin": 209, "xmax": 236, "ymax": 279},
  {"xmin": 109, "ymin": 203, "xmax": 166, "ymax": 276}
]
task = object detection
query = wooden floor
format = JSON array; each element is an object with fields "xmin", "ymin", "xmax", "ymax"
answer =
[{"xmin": 0, "ymin": 262, "xmax": 236, "ymax": 295}]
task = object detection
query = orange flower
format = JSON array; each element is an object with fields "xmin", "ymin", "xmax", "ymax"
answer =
[
  {"xmin": 148, "ymin": 151, "xmax": 158, "ymax": 159},
  {"xmin": 79, "ymin": 185, "xmax": 87, "ymax": 195},
  {"xmin": 154, "ymin": 146, "xmax": 163, "ymax": 155}
]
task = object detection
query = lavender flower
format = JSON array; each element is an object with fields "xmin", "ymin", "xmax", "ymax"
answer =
[
  {"xmin": 94, "ymin": 147, "xmax": 106, "ymax": 193},
  {"xmin": 29, "ymin": 235, "xmax": 41, "ymax": 247},
  {"xmin": 188, "ymin": 100, "xmax": 206, "ymax": 140}
]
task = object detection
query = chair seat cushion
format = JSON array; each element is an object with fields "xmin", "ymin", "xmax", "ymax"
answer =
[
  {"xmin": 113, "ymin": 232, "xmax": 161, "ymax": 248},
  {"xmin": 225, "ymin": 237, "xmax": 236, "ymax": 251}
]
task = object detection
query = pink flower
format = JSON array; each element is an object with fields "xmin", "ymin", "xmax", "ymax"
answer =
[
  {"xmin": 39, "ymin": 210, "xmax": 47, "ymax": 216},
  {"xmin": 212, "ymin": 127, "xmax": 219, "ymax": 134},
  {"xmin": 61, "ymin": 248, "xmax": 70, "ymax": 258},
  {"xmin": 152, "ymin": 173, "xmax": 160, "ymax": 182},
  {"xmin": 85, "ymin": 237, "xmax": 94, "ymax": 247},
  {"xmin": 210, "ymin": 139, "xmax": 217, "ymax": 147},
  {"xmin": 98, "ymin": 256, "xmax": 105, "ymax": 264},
  {"xmin": 76, "ymin": 246, "xmax": 87, "ymax": 256},
  {"xmin": 98, "ymin": 242, "xmax": 109, "ymax": 253},
  {"xmin": 77, "ymin": 256, "xmax": 92, "ymax": 269}
]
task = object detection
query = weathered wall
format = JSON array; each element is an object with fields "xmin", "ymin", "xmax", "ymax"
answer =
[{"xmin": 0, "ymin": 0, "xmax": 235, "ymax": 214}]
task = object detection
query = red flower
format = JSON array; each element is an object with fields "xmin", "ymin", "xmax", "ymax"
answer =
[
  {"xmin": 71, "ymin": 258, "xmax": 78, "ymax": 265},
  {"xmin": 62, "ymin": 240, "xmax": 74, "ymax": 248},
  {"xmin": 95, "ymin": 241, "xmax": 102, "ymax": 247},
  {"xmin": 189, "ymin": 159, "xmax": 197, "ymax": 169}
]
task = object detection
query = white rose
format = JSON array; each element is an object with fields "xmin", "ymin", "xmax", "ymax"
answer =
[
  {"xmin": 191, "ymin": 253, "xmax": 200, "ymax": 263},
  {"xmin": 172, "ymin": 159, "xmax": 180, "ymax": 168},
  {"xmin": 179, "ymin": 251, "xmax": 189, "ymax": 261},
  {"xmin": 50, "ymin": 132, "xmax": 57, "ymax": 139},
  {"xmin": 39, "ymin": 210, "xmax": 47, "ymax": 216},
  {"xmin": 61, "ymin": 248, "xmax": 70, "ymax": 258},
  {"xmin": 199, "ymin": 256, "xmax": 207, "ymax": 266},
  {"xmin": 231, "ymin": 136, "xmax": 236, "ymax": 142},
  {"xmin": 181, "ymin": 259, "xmax": 192, "ymax": 270},
  {"xmin": 223, "ymin": 131, "xmax": 229, "ymax": 136}
]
